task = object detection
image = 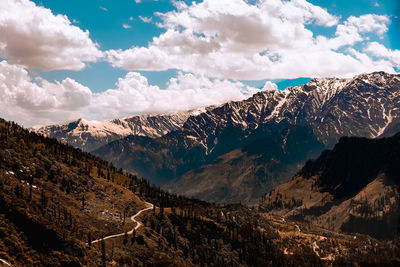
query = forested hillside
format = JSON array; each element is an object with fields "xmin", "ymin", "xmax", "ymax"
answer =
[
  {"xmin": 0, "ymin": 118, "xmax": 398, "ymax": 266},
  {"xmin": 261, "ymin": 133, "xmax": 400, "ymax": 240}
]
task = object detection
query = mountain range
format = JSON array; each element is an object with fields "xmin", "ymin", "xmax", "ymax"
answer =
[{"xmin": 36, "ymin": 72, "xmax": 400, "ymax": 205}]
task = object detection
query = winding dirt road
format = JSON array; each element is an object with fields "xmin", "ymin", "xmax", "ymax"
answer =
[
  {"xmin": 0, "ymin": 258, "xmax": 11, "ymax": 266},
  {"xmin": 90, "ymin": 201, "xmax": 154, "ymax": 244}
]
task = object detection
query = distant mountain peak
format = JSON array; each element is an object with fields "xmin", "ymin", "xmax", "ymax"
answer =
[{"xmin": 35, "ymin": 108, "xmax": 211, "ymax": 151}]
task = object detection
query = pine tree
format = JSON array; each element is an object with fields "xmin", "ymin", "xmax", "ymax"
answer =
[
  {"xmin": 81, "ymin": 194, "xmax": 85, "ymax": 209},
  {"xmin": 88, "ymin": 232, "xmax": 92, "ymax": 250},
  {"xmin": 40, "ymin": 189, "xmax": 46, "ymax": 210},
  {"xmin": 101, "ymin": 239, "xmax": 106, "ymax": 267},
  {"xmin": 123, "ymin": 232, "xmax": 128, "ymax": 245}
]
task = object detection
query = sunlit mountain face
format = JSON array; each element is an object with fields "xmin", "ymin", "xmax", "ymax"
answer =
[{"xmin": 0, "ymin": 0, "xmax": 399, "ymax": 266}]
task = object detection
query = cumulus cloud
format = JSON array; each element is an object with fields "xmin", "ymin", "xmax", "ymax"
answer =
[
  {"xmin": 0, "ymin": 60, "xmax": 92, "ymax": 126},
  {"xmin": 0, "ymin": 60, "xmax": 271, "ymax": 126},
  {"xmin": 317, "ymin": 14, "xmax": 390, "ymax": 50},
  {"xmin": 106, "ymin": 0, "xmax": 396, "ymax": 79},
  {"xmin": 262, "ymin": 81, "xmax": 278, "ymax": 91},
  {"xmin": 88, "ymin": 71, "xmax": 263, "ymax": 121},
  {"xmin": 364, "ymin": 42, "xmax": 400, "ymax": 67},
  {"xmin": 122, "ymin": 24, "xmax": 132, "ymax": 29},
  {"xmin": 0, "ymin": 0, "xmax": 102, "ymax": 71}
]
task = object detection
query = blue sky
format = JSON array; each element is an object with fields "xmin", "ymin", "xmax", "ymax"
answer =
[
  {"xmin": 33, "ymin": 0, "xmax": 178, "ymax": 92},
  {"xmin": 32, "ymin": 0, "xmax": 400, "ymax": 92},
  {"xmin": 0, "ymin": 0, "xmax": 399, "ymax": 126}
]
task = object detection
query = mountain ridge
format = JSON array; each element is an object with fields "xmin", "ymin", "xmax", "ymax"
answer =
[
  {"xmin": 94, "ymin": 71, "xmax": 400, "ymax": 205},
  {"xmin": 35, "ymin": 108, "xmax": 212, "ymax": 151}
]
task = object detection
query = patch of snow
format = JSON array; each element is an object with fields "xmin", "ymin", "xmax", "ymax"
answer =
[
  {"xmin": 266, "ymin": 95, "xmax": 287, "ymax": 121},
  {"xmin": 362, "ymin": 79, "xmax": 371, "ymax": 84},
  {"xmin": 375, "ymin": 106, "xmax": 393, "ymax": 137}
]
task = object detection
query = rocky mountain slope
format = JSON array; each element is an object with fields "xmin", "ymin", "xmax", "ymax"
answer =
[
  {"xmin": 94, "ymin": 72, "xmax": 400, "ymax": 205},
  {"xmin": 35, "ymin": 109, "xmax": 209, "ymax": 151},
  {"xmin": 261, "ymin": 133, "xmax": 400, "ymax": 240}
]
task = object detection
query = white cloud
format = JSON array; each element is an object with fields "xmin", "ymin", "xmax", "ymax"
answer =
[
  {"xmin": 0, "ymin": 60, "xmax": 92, "ymax": 126},
  {"xmin": 106, "ymin": 0, "xmax": 396, "ymax": 80},
  {"xmin": 139, "ymin": 16, "xmax": 152, "ymax": 23},
  {"xmin": 122, "ymin": 24, "xmax": 132, "ymax": 29},
  {"xmin": 262, "ymin": 81, "xmax": 278, "ymax": 91},
  {"xmin": 346, "ymin": 14, "xmax": 389, "ymax": 35},
  {"xmin": 100, "ymin": 6, "xmax": 108, "ymax": 11},
  {"xmin": 88, "ymin": 71, "xmax": 263, "ymax": 121},
  {"xmin": 317, "ymin": 14, "xmax": 390, "ymax": 50},
  {"xmin": 0, "ymin": 0, "xmax": 102, "ymax": 71},
  {"xmin": 0, "ymin": 60, "xmax": 271, "ymax": 126},
  {"xmin": 364, "ymin": 42, "xmax": 400, "ymax": 67},
  {"xmin": 129, "ymin": 16, "xmax": 134, "ymax": 21}
]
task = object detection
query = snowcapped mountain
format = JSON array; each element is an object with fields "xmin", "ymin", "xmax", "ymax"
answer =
[
  {"xmin": 35, "ymin": 109, "xmax": 209, "ymax": 151},
  {"xmin": 179, "ymin": 71, "xmax": 400, "ymax": 151},
  {"xmin": 93, "ymin": 71, "xmax": 400, "ymax": 205}
]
